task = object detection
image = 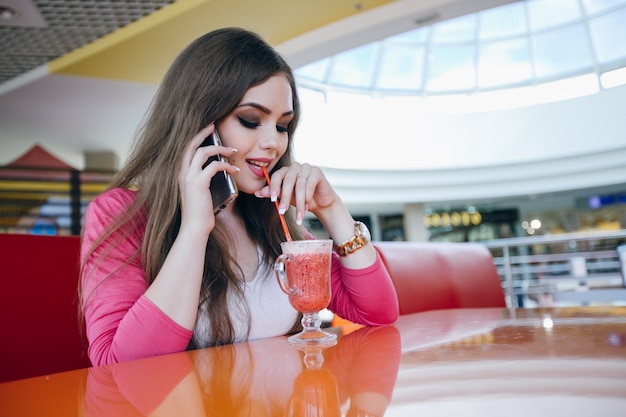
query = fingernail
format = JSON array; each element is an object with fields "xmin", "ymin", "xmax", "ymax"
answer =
[
  {"xmin": 278, "ymin": 207, "xmax": 286, "ymax": 215},
  {"xmin": 271, "ymin": 195, "xmax": 277, "ymax": 203}
]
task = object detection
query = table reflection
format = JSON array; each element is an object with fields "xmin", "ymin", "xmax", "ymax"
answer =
[
  {"xmin": 83, "ymin": 325, "xmax": 401, "ymax": 416},
  {"xmin": 84, "ymin": 353, "xmax": 199, "ymax": 416},
  {"xmin": 3, "ymin": 307, "xmax": 624, "ymax": 417},
  {"xmin": 390, "ymin": 307, "xmax": 626, "ymax": 410}
]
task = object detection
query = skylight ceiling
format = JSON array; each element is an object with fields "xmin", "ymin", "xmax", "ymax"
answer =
[{"xmin": 295, "ymin": 0, "xmax": 626, "ymax": 98}]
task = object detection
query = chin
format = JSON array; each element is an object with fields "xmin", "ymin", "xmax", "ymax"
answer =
[{"xmin": 233, "ymin": 182, "xmax": 258, "ymax": 196}]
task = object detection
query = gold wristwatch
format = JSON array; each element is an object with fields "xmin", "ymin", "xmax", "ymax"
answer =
[{"xmin": 334, "ymin": 221, "xmax": 371, "ymax": 256}]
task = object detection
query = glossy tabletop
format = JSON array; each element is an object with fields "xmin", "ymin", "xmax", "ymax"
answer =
[{"xmin": 1, "ymin": 306, "xmax": 625, "ymax": 416}]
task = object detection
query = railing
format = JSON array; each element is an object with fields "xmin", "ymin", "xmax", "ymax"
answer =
[{"xmin": 482, "ymin": 229, "xmax": 626, "ymax": 308}]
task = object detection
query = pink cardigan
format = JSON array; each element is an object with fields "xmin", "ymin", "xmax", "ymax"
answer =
[{"xmin": 81, "ymin": 188, "xmax": 399, "ymax": 366}]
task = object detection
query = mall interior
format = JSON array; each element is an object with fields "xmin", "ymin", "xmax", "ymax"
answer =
[
  {"xmin": 1, "ymin": 0, "xmax": 626, "ymax": 305},
  {"xmin": 3, "ymin": 2, "xmax": 626, "ymax": 407}
]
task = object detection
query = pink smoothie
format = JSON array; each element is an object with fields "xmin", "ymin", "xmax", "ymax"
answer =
[{"xmin": 285, "ymin": 252, "xmax": 331, "ymax": 313}]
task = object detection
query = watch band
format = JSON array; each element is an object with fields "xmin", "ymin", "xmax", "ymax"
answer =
[{"xmin": 334, "ymin": 221, "xmax": 370, "ymax": 257}]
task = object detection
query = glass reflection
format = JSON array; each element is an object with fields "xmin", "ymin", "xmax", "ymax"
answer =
[{"xmin": 287, "ymin": 340, "xmax": 340, "ymax": 417}]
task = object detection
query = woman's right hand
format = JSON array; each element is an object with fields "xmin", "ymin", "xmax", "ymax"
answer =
[
  {"xmin": 178, "ymin": 124, "xmax": 239, "ymax": 236},
  {"xmin": 145, "ymin": 124, "xmax": 238, "ymax": 330}
]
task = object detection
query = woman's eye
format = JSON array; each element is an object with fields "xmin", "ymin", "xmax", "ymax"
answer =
[
  {"xmin": 238, "ymin": 117, "xmax": 260, "ymax": 129},
  {"xmin": 277, "ymin": 125, "xmax": 289, "ymax": 133}
]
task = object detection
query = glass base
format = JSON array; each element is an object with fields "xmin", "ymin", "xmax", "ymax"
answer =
[
  {"xmin": 288, "ymin": 312, "xmax": 338, "ymax": 345},
  {"xmin": 287, "ymin": 329, "xmax": 337, "ymax": 345}
]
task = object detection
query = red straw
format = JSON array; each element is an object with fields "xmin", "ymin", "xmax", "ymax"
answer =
[{"xmin": 262, "ymin": 166, "xmax": 292, "ymax": 241}]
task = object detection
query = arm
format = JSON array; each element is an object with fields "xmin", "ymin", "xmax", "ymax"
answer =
[
  {"xmin": 81, "ymin": 189, "xmax": 193, "ymax": 365},
  {"xmin": 82, "ymin": 125, "xmax": 239, "ymax": 365},
  {"xmin": 317, "ymin": 203, "xmax": 398, "ymax": 325},
  {"xmin": 258, "ymin": 163, "xmax": 399, "ymax": 326},
  {"xmin": 328, "ymin": 250, "xmax": 399, "ymax": 326}
]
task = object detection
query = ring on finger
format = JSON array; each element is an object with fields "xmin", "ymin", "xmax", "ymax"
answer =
[{"xmin": 297, "ymin": 172, "xmax": 308, "ymax": 180}]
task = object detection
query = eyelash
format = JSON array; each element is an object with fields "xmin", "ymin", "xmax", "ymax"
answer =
[
  {"xmin": 238, "ymin": 117, "xmax": 259, "ymax": 129},
  {"xmin": 238, "ymin": 117, "xmax": 290, "ymax": 133}
]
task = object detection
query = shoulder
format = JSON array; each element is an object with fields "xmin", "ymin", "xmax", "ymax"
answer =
[
  {"xmin": 90, "ymin": 188, "xmax": 137, "ymax": 213},
  {"xmin": 84, "ymin": 188, "xmax": 139, "ymax": 232},
  {"xmin": 87, "ymin": 188, "xmax": 138, "ymax": 221}
]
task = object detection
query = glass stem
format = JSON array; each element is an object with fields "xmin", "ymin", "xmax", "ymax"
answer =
[{"xmin": 301, "ymin": 312, "xmax": 321, "ymax": 331}]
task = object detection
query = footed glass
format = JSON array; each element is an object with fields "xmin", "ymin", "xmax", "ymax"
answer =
[{"xmin": 275, "ymin": 239, "xmax": 337, "ymax": 345}]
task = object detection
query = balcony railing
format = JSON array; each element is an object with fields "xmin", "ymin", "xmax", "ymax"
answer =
[{"xmin": 482, "ymin": 229, "xmax": 626, "ymax": 308}]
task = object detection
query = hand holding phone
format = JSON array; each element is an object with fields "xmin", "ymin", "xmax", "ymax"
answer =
[{"xmin": 200, "ymin": 130, "xmax": 238, "ymax": 214}]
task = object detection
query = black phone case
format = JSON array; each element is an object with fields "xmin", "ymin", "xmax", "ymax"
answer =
[{"xmin": 201, "ymin": 131, "xmax": 238, "ymax": 214}]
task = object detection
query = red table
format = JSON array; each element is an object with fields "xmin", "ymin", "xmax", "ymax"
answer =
[{"xmin": 1, "ymin": 306, "xmax": 625, "ymax": 416}]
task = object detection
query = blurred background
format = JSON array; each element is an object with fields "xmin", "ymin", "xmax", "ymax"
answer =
[{"xmin": 1, "ymin": 0, "xmax": 625, "ymax": 306}]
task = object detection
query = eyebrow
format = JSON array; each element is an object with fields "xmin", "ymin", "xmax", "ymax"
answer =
[{"xmin": 238, "ymin": 102, "xmax": 293, "ymax": 117}]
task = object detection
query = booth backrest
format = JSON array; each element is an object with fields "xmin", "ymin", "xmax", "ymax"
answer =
[
  {"xmin": 0, "ymin": 234, "xmax": 91, "ymax": 382},
  {"xmin": 373, "ymin": 241, "xmax": 506, "ymax": 315},
  {"xmin": 0, "ymin": 234, "xmax": 504, "ymax": 381}
]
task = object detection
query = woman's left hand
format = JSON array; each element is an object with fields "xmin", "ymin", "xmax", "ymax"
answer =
[
  {"xmin": 258, "ymin": 163, "xmax": 377, "ymax": 268},
  {"xmin": 255, "ymin": 163, "xmax": 339, "ymax": 224}
]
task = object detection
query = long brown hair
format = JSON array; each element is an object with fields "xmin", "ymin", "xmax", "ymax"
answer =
[{"xmin": 80, "ymin": 28, "xmax": 305, "ymax": 347}]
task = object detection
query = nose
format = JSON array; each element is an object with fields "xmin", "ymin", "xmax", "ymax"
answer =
[{"xmin": 258, "ymin": 126, "xmax": 282, "ymax": 151}]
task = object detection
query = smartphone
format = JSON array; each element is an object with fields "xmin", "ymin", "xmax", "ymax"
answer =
[{"xmin": 201, "ymin": 130, "xmax": 238, "ymax": 214}]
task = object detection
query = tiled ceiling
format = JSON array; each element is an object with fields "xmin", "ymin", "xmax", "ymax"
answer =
[{"xmin": 0, "ymin": 0, "xmax": 176, "ymax": 84}]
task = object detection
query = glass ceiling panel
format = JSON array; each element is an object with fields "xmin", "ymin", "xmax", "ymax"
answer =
[
  {"xmin": 426, "ymin": 44, "xmax": 475, "ymax": 92},
  {"xmin": 375, "ymin": 44, "xmax": 426, "ymax": 91},
  {"xmin": 478, "ymin": 38, "xmax": 531, "ymax": 88},
  {"xmin": 589, "ymin": 7, "xmax": 626, "ymax": 64},
  {"xmin": 527, "ymin": 0, "xmax": 582, "ymax": 31},
  {"xmin": 478, "ymin": 1, "xmax": 527, "ymax": 40},
  {"xmin": 327, "ymin": 43, "xmax": 378, "ymax": 88},
  {"xmin": 296, "ymin": 58, "xmax": 330, "ymax": 83},
  {"xmin": 532, "ymin": 23, "xmax": 594, "ymax": 79},
  {"xmin": 430, "ymin": 14, "xmax": 476, "ymax": 43},
  {"xmin": 294, "ymin": 0, "xmax": 626, "ymax": 102},
  {"xmin": 581, "ymin": 0, "xmax": 626, "ymax": 15}
]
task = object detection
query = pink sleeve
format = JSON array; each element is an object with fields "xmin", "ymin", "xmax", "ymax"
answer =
[
  {"xmin": 81, "ymin": 189, "xmax": 193, "ymax": 366},
  {"xmin": 328, "ymin": 251, "xmax": 399, "ymax": 326}
]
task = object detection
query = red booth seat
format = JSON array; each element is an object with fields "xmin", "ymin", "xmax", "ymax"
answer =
[
  {"xmin": 373, "ymin": 241, "xmax": 506, "ymax": 315},
  {"xmin": 0, "ymin": 234, "xmax": 91, "ymax": 382}
]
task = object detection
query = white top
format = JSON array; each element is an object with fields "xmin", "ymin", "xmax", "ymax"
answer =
[{"xmin": 192, "ymin": 248, "xmax": 299, "ymax": 347}]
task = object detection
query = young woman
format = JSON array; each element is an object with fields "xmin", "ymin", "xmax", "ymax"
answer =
[{"xmin": 80, "ymin": 27, "xmax": 399, "ymax": 366}]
